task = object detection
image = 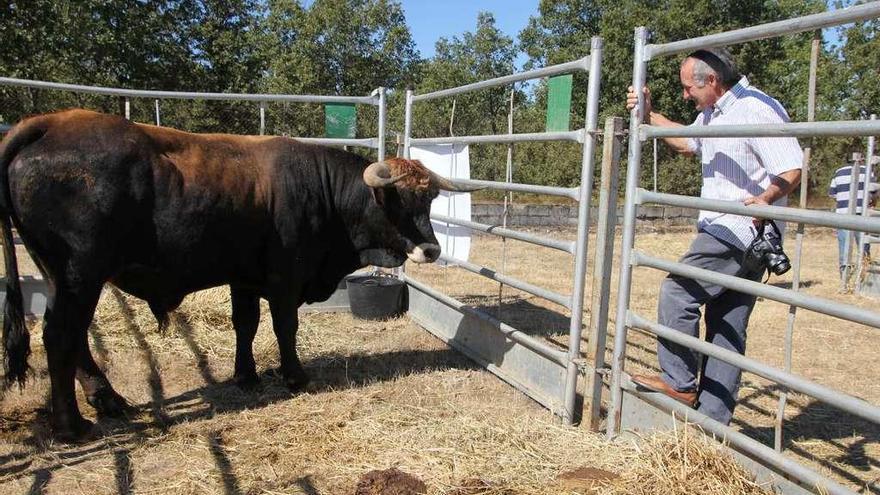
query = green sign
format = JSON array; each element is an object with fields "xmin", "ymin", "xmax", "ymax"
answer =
[
  {"xmin": 545, "ymin": 74, "xmax": 573, "ymax": 132},
  {"xmin": 325, "ymin": 103, "xmax": 357, "ymax": 138}
]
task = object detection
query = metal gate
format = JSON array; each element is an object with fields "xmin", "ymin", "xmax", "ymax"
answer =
[
  {"xmin": 605, "ymin": 4, "xmax": 880, "ymax": 495},
  {"xmin": 399, "ymin": 37, "xmax": 605, "ymax": 425}
]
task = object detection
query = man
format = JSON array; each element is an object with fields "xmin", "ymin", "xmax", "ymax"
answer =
[
  {"xmin": 625, "ymin": 48, "xmax": 803, "ymax": 425},
  {"xmin": 828, "ymin": 153, "xmax": 875, "ymax": 282}
]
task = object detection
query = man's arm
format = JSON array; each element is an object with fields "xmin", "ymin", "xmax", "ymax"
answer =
[
  {"xmin": 744, "ymin": 169, "xmax": 802, "ymax": 207},
  {"xmin": 626, "ymin": 86, "xmax": 693, "ymax": 155}
]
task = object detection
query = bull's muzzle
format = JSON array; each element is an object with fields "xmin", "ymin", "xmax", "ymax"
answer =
[{"xmin": 407, "ymin": 243, "xmax": 441, "ymax": 263}]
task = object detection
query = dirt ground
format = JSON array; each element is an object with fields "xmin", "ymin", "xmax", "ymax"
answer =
[{"xmin": 0, "ymin": 225, "xmax": 877, "ymax": 494}]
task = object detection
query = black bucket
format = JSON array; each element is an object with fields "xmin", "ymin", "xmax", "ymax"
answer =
[{"xmin": 345, "ymin": 274, "xmax": 408, "ymax": 320}]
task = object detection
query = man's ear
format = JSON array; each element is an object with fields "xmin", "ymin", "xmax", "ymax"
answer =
[{"xmin": 371, "ymin": 187, "xmax": 385, "ymax": 207}]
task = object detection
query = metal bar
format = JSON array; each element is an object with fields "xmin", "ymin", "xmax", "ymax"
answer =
[
  {"xmin": 377, "ymin": 87, "xmax": 387, "ymax": 161},
  {"xmin": 124, "ymin": 98, "xmax": 130, "ymax": 120},
  {"xmin": 619, "ymin": 375, "xmax": 856, "ymax": 495},
  {"xmin": 857, "ymin": 114, "xmax": 878, "ymax": 292},
  {"xmin": 585, "ymin": 116, "xmax": 624, "ymax": 431},
  {"xmin": 259, "ymin": 101, "xmax": 266, "ymax": 136},
  {"xmin": 499, "ymin": 86, "xmax": 516, "ymax": 320},
  {"xmin": 294, "ymin": 137, "xmax": 378, "ymax": 148},
  {"xmin": 608, "ymin": 26, "xmax": 649, "ymax": 440},
  {"xmin": 402, "ymin": 274, "xmax": 569, "ymax": 366},
  {"xmin": 628, "ymin": 312, "xmax": 880, "ymax": 425},
  {"xmin": 410, "ymin": 129, "xmax": 584, "ymax": 146},
  {"xmin": 154, "ymin": 99, "xmax": 160, "ymax": 126},
  {"xmin": 0, "ymin": 76, "xmax": 378, "ymax": 105},
  {"xmin": 441, "ymin": 178, "xmax": 579, "ymax": 200},
  {"xmin": 563, "ymin": 36, "xmax": 604, "ymax": 426},
  {"xmin": 641, "ymin": 119, "xmax": 880, "ymax": 140},
  {"xmin": 633, "ymin": 251, "xmax": 880, "ymax": 328},
  {"xmin": 638, "ymin": 189, "xmax": 880, "ymax": 234},
  {"xmin": 645, "ymin": 3, "xmax": 880, "ymax": 60},
  {"xmin": 439, "ymin": 254, "xmax": 572, "ymax": 309},
  {"xmin": 413, "ymin": 57, "xmax": 590, "ymax": 102},
  {"xmin": 403, "ymin": 88, "xmax": 413, "ymax": 158},
  {"xmin": 430, "ymin": 214, "xmax": 575, "ymax": 253},
  {"xmin": 776, "ymin": 35, "xmax": 819, "ymax": 453}
]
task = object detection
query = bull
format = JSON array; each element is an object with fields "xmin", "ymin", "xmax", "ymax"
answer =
[{"xmin": 0, "ymin": 109, "xmax": 474, "ymax": 440}]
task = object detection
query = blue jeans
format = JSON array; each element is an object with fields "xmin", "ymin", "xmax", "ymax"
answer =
[{"xmin": 838, "ymin": 229, "xmax": 870, "ymax": 269}]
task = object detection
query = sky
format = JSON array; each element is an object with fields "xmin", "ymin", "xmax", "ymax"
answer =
[{"xmin": 398, "ymin": 0, "xmax": 539, "ymax": 67}]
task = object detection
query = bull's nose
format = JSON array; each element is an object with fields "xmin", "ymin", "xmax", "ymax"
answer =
[{"xmin": 406, "ymin": 243, "xmax": 441, "ymax": 263}]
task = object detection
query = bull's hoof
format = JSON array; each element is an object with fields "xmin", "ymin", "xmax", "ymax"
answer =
[
  {"xmin": 233, "ymin": 371, "xmax": 261, "ymax": 391},
  {"xmin": 86, "ymin": 389, "xmax": 131, "ymax": 418},
  {"xmin": 53, "ymin": 416, "xmax": 95, "ymax": 443},
  {"xmin": 265, "ymin": 367, "xmax": 310, "ymax": 393}
]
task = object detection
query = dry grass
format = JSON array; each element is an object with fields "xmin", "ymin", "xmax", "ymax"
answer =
[{"xmin": 0, "ymin": 225, "xmax": 875, "ymax": 494}]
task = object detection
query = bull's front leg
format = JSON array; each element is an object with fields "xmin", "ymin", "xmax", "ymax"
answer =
[
  {"xmin": 230, "ymin": 285, "xmax": 261, "ymax": 389},
  {"xmin": 267, "ymin": 294, "xmax": 309, "ymax": 391}
]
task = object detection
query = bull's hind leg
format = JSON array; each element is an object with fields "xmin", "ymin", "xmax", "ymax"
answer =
[
  {"xmin": 230, "ymin": 286, "xmax": 260, "ymax": 389},
  {"xmin": 268, "ymin": 295, "xmax": 309, "ymax": 391},
  {"xmin": 43, "ymin": 285, "xmax": 103, "ymax": 441},
  {"xmin": 76, "ymin": 328, "xmax": 130, "ymax": 417}
]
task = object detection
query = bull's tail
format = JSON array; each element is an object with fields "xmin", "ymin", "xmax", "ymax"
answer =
[{"xmin": 0, "ymin": 118, "xmax": 47, "ymax": 387}]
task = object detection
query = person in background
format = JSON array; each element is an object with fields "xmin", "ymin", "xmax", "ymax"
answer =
[
  {"xmin": 828, "ymin": 152, "xmax": 876, "ymax": 282},
  {"xmin": 625, "ymin": 47, "xmax": 803, "ymax": 426}
]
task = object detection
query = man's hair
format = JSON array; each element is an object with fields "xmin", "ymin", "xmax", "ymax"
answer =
[{"xmin": 686, "ymin": 48, "xmax": 740, "ymax": 89}]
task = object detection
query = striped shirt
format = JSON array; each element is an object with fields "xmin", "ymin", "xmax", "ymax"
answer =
[
  {"xmin": 828, "ymin": 165, "xmax": 873, "ymax": 214},
  {"xmin": 686, "ymin": 77, "xmax": 804, "ymax": 250}
]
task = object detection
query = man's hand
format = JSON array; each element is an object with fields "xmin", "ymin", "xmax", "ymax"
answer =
[
  {"xmin": 744, "ymin": 195, "xmax": 770, "ymax": 227},
  {"xmin": 626, "ymin": 86, "xmax": 653, "ymax": 115}
]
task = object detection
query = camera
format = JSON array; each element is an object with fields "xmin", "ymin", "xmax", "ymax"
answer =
[{"xmin": 742, "ymin": 220, "xmax": 791, "ymax": 277}]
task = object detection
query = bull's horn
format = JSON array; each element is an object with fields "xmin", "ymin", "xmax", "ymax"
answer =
[
  {"xmin": 363, "ymin": 161, "xmax": 409, "ymax": 188},
  {"xmin": 428, "ymin": 169, "xmax": 485, "ymax": 192}
]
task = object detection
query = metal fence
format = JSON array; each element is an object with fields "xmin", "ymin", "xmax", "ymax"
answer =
[
  {"xmin": 399, "ymin": 37, "xmax": 605, "ymax": 425},
  {"xmin": 605, "ymin": 4, "xmax": 880, "ymax": 495},
  {"xmin": 0, "ymin": 77, "xmax": 388, "ymax": 156}
]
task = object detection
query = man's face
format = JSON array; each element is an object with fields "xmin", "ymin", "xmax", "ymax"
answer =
[{"xmin": 679, "ymin": 58, "xmax": 719, "ymax": 111}]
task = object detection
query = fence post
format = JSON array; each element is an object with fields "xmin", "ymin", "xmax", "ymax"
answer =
[
  {"xmin": 608, "ymin": 26, "xmax": 649, "ymax": 439},
  {"xmin": 584, "ymin": 116, "xmax": 623, "ymax": 430},
  {"xmin": 562, "ymin": 36, "xmax": 603, "ymax": 425}
]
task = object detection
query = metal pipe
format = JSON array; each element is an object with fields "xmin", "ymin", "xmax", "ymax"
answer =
[
  {"xmin": 403, "ymin": 89, "xmax": 414, "ymax": 158},
  {"xmin": 154, "ymin": 99, "xmax": 160, "ymax": 126},
  {"xmin": 638, "ymin": 189, "xmax": 880, "ymax": 234},
  {"xmin": 293, "ymin": 137, "xmax": 378, "ymax": 148},
  {"xmin": 619, "ymin": 375, "xmax": 856, "ymax": 495},
  {"xmin": 645, "ymin": 3, "xmax": 880, "ymax": 60},
  {"xmin": 410, "ymin": 129, "xmax": 584, "ymax": 146},
  {"xmin": 377, "ymin": 87, "xmax": 387, "ymax": 161},
  {"xmin": 259, "ymin": 101, "xmax": 266, "ymax": 136},
  {"xmin": 633, "ymin": 251, "xmax": 880, "ymax": 328},
  {"xmin": 641, "ymin": 119, "xmax": 880, "ymax": 140},
  {"xmin": 0, "ymin": 76, "xmax": 378, "ymax": 104},
  {"xmin": 563, "ymin": 37, "xmax": 604, "ymax": 425},
  {"xmin": 856, "ymin": 114, "xmax": 877, "ymax": 293},
  {"xmin": 608, "ymin": 26, "xmax": 649, "ymax": 439},
  {"xmin": 628, "ymin": 312, "xmax": 880, "ymax": 425},
  {"xmin": 776, "ymin": 36, "xmax": 819, "ymax": 452},
  {"xmin": 402, "ymin": 274, "xmax": 569, "ymax": 366},
  {"xmin": 441, "ymin": 178, "xmax": 579, "ymax": 200},
  {"xmin": 430, "ymin": 213, "xmax": 575, "ymax": 253},
  {"xmin": 585, "ymin": 116, "xmax": 624, "ymax": 431},
  {"xmin": 413, "ymin": 57, "xmax": 591, "ymax": 102},
  {"xmin": 438, "ymin": 254, "xmax": 572, "ymax": 309},
  {"xmin": 124, "ymin": 98, "xmax": 130, "ymax": 120}
]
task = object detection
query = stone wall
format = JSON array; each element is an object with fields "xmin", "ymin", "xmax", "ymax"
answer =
[{"xmin": 470, "ymin": 203, "xmax": 698, "ymax": 227}]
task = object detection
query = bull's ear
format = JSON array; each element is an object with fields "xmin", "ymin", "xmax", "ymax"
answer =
[{"xmin": 371, "ymin": 186, "xmax": 386, "ymax": 207}]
